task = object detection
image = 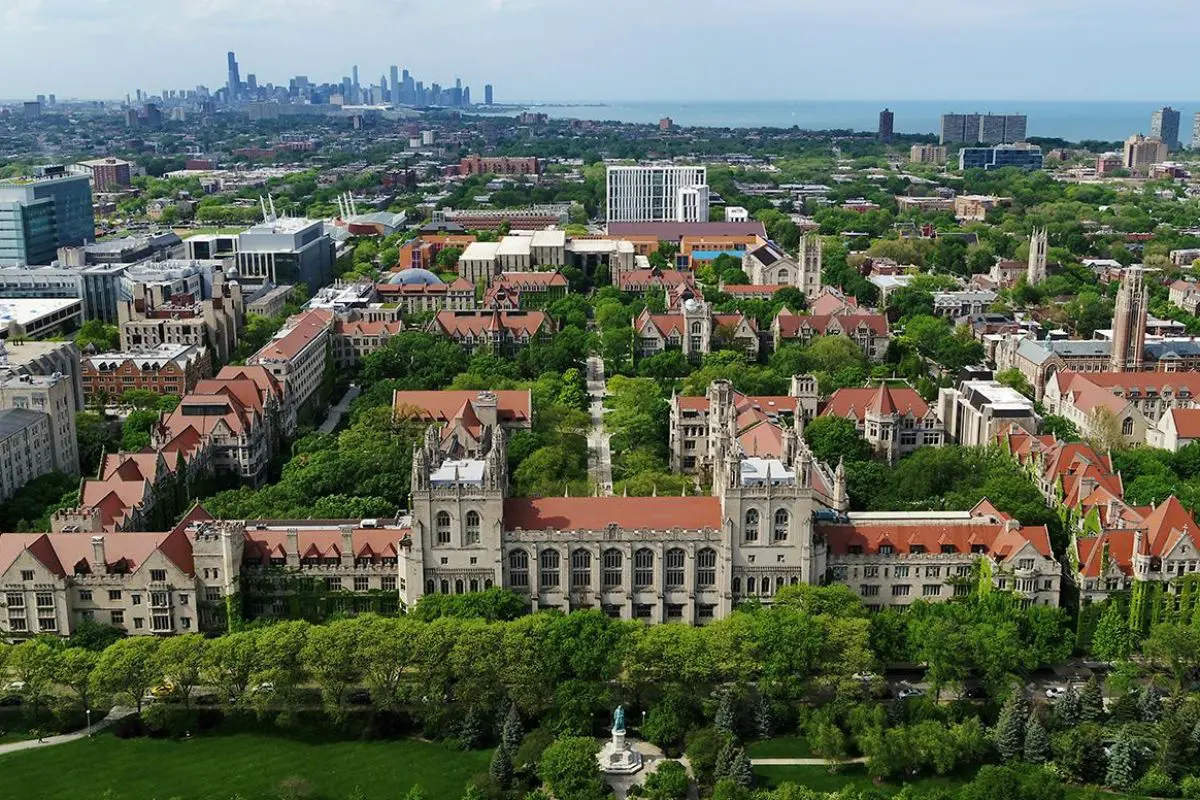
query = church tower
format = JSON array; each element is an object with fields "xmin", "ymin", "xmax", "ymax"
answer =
[
  {"xmin": 1109, "ymin": 266, "xmax": 1147, "ymax": 372},
  {"xmin": 798, "ymin": 235, "xmax": 823, "ymax": 297},
  {"xmin": 1027, "ymin": 228, "xmax": 1048, "ymax": 285}
]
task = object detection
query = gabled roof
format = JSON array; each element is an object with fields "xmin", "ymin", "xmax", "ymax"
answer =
[
  {"xmin": 504, "ymin": 497, "xmax": 723, "ymax": 531},
  {"xmin": 775, "ymin": 311, "xmax": 890, "ymax": 338},
  {"xmin": 821, "ymin": 386, "xmax": 930, "ymax": 421},
  {"xmin": 392, "ymin": 390, "xmax": 532, "ymax": 425}
]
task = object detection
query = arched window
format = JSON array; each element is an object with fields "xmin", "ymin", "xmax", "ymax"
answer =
[
  {"xmin": 733, "ymin": 576, "xmax": 742, "ymax": 595},
  {"xmin": 745, "ymin": 509, "xmax": 759, "ymax": 542},
  {"xmin": 469, "ymin": 579, "xmax": 479, "ymax": 592},
  {"xmin": 435, "ymin": 511, "xmax": 451, "ymax": 545},
  {"xmin": 440, "ymin": 579, "xmax": 450, "ymax": 594},
  {"xmin": 425, "ymin": 579, "xmax": 435, "ymax": 595},
  {"xmin": 540, "ymin": 549, "xmax": 561, "ymax": 588},
  {"xmin": 455, "ymin": 579, "xmax": 464, "ymax": 594},
  {"xmin": 697, "ymin": 548, "xmax": 717, "ymax": 588},
  {"xmin": 1122, "ymin": 417, "xmax": 1135, "ymax": 436},
  {"xmin": 571, "ymin": 549, "xmax": 592, "ymax": 589},
  {"xmin": 747, "ymin": 576, "xmax": 756, "ymax": 594},
  {"xmin": 602, "ymin": 549, "xmax": 623, "ymax": 588},
  {"xmin": 691, "ymin": 321, "xmax": 703, "ymax": 335},
  {"xmin": 776, "ymin": 576, "xmax": 785, "ymax": 591},
  {"xmin": 762, "ymin": 577, "xmax": 772, "ymax": 596},
  {"xmin": 509, "ymin": 550, "xmax": 529, "ymax": 588},
  {"xmin": 773, "ymin": 509, "xmax": 789, "ymax": 542},
  {"xmin": 464, "ymin": 510, "xmax": 481, "ymax": 546},
  {"xmin": 634, "ymin": 548, "xmax": 654, "ymax": 588},
  {"xmin": 665, "ymin": 548, "xmax": 686, "ymax": 588},
  {"xmin": 790, "ymin": 576, "xmax": 800, "ymax": 585}
]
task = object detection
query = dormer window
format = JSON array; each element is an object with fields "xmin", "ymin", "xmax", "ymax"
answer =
[
  {"xmin": 910, "ymin": 544, "xmax": 926, "ymax": 554},
  {"xmin": 940, "ymin": 544, "xmax": 956, "ymax": 554}
]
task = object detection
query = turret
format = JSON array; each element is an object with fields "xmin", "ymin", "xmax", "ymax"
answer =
[{"xmin": 833, "ymin": 456, "xmax": 847, "ymax": 509}]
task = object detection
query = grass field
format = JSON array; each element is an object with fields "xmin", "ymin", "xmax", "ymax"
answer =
[
  {"xmin": 0, "ymin": 729, "xmax": 493, "ymax": 800},
  {"xmin": 747, "ymin": 735, "xmax": 813, "ymax": 759}
]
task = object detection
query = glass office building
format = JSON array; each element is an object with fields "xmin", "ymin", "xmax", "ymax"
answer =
[{"xmin": 0, "ymin": 169, "xmax": 95, "ymax": 266}]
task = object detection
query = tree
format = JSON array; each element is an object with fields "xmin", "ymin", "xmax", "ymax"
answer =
[
  {"xmin": 1086, "ymin": 406, "xmax": 1128, "ymax": 454},
  {"xmin": 7, "ymin": 640, "xmax": 58, "ymax": 719},
  {"xmin": 995, "ymin": 693, "xmax": 1029, "ymax": 762},
  {"xmin": 155, "ymin": 634, "xmax": 206, "ymax": 708},
  {"xmin": 726, "ymin": 746, "xmax": 754, "ymax": 789},
  {"xmin": 490, "ymin": 744, "xmax": 514, "ymax": 788},
  {"xmin": 1054, "ymin": 684, "xmax": 1081, "ymax": 728},
  {"xmin": 458, "ymin": 705, "xmax": 485, "ymax": 749},
  {"xmin": 302, "ymin": 618, "xmax": 364, "ymax": 722},
  {"xmin": 1052, "ymin": 722, "xmax": 1106, "ymax": 784},
  {"xmin": 92, "ymin": 636, "xmax": 161, "ymax": 712},
  {"xmin": 1105, "ymin": 729, "xmax": 1137, "ymax": 791},
  {"xmin": 75, "ymin": 319, "xmax": 120, "ymax": 352},
  {"xmin": 437, "ymin": 246, "xmax": 464, "ymax": 270},
  {"xmin": 713, "ymin": 689, "xmax": 738, "ymax": 737},
  {"xmin": 54, "ymin": 647, "xmax": 99, "ymax": 710},
  {"xmin": 1023, "ymin": 716, "xmax": 1051, "ymax": 764},
  {"xmin": 501, "ymin": 701, "xmax": 524, "ymax": 751},
  {"xmin": 204, "ymin": 629, "xmax": 258, "ymax": 704},
  {"xmin": 803, "ymin": 416, "xmax": 873, "ymax": 464},
  {"xmin": 1079, "ymin": 677, "xmax": 1105, "ymax": 722},
  {"xmin": 538, "ymin": 736, "xmax": 608, "ymax": 800},
  {"xmin": 1042, "ymin": 414, "xmax": 1081, "ymax": 442},
  {"xmin": 1091, "ymin": 602, "xmax": 1132, "ymax": 661},
  {"xmin": 121, "ymin": 409, "xmax": 161, "ymax": 451},
  {"xmin": 754, "ymin": 694, "xmax": 774, "ymax": 739},
  {"xmin": 995, "ymin": 368, "xmax": 1034, "ymax": 398},
  {"xmin": 685, "ymin": 727, "xmax": 726, "ymax": 788},
  {"xmin": 643, "ymin": 760, "xmax": 690, "ymax": 800},
  {"xmin": 1143, "ymin": 622, "xmax": 1200, "ymax": 689}
]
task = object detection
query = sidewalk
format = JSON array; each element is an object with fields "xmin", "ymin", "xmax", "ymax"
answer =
[
  {"xmin": 318, "ymin": 383, "xmax": 361, "ymax": 435},
  {"xmin": 0, "ymin": 706, "xmax": 135, "ymax": 757},
  {"xmin": 751, "ymin": 757, "xmax": 868, "ymax": 766},
  {"xmin": 586, "ymin": 356, "xmax": 614, "ymax": 496}
]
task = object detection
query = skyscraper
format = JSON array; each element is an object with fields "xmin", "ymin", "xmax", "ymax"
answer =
[
  {"xmin": 390, "ymin": 65, "xmax": 400, "ymax": 104},
  {"xmin": 0, "ymin": 168, "xmax": 95, "ymax": 266},
  {"xmin": 1193, "ymin": 113, "xmax": 1200, "ymax": 149},
  {"xmin": 226, "ymin": 51, "xmax": 240, "ymax": 103},
  {"xmin": 878, "ymin": 109, "xmax": 894, "ymax": 143},
  {"xmin": 1151, "ymin": 106, "xmax": 1181, "ymax": 151},
  {"xmin": 352, "ymin": 65, "xmax": 360, "ymax": 101},
  {"xmin": 484, "ymin": 84, "xmax": 494, "ymax": 105}
]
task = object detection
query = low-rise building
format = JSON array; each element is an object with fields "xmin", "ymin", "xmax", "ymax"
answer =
[
  {"xmin": 821, "ymin": 384, "xmax": 943, "ymax": 462},
  {"xmin": 245, "ymin": 284, "xmax": 295, "ymax": 318},
  {"xmin": 0, "ymin": 298, "xmax": 83, "ymax": 339},
  {"xmin": 771, "ymin": 308, "xmax": 890, "ymax": 361},
  {"xmin": 910, "ymin": 144, "xmax": 948, "ymax": 165},
  {"xmin": 332, "ymin": 319, "xmax": 405, "ymax": 369},
  {"xmin": 937, "ymin": 380, "xmax": 1040, "ymax": 447},
  {"xmin": 247, "ymin": 309, "xmax": 334, "ymax": 433},
  {"xmin": 0, "ymin": 408, "xmax": 55, "ymax": 502},
  {"xmin": 81, "ymin": 344, "xmax": 211, "ymax": 404},
  {"xmin": 374, "ymin": 274, "xmax": 476, "ymax": 314},
  {"xmin": 933, "ymin": 290, "xmax": 997, "ymax": 317},
  {"xmin": 1044, "ymin": 371, "xmax": 1200, "ymax": 447},
  {"xmin": 1148, "ymin": 408, "xmax": 1200, "ymax": 452},
  {"xmin": 118, "ymin": 268, "xmax": 243, "ymax": 365},
  {"xmin": 1169, "ymin": 278, "xmax": 1200, "ymax": 315},
  {"xmin": 429, "ymin": 309, "xmax": 552, "ymax": 355},
  {"xmin": 634, "ymin": 302, "xmax": 759, "ymax": 361}
]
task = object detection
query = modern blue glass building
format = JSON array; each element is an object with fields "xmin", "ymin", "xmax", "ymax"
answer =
[
  {"xmin": 958, "ymin": 144, "xmax": 1044, "ymax": 172},
  {"xmin": 0, "ymin": 167, "xmax": 95, "ymax": 266}
]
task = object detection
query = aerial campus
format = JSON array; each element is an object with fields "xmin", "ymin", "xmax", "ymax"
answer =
[{"xmin": 5, "ymin": 12, "xmax": 1200, "ymax": 800}]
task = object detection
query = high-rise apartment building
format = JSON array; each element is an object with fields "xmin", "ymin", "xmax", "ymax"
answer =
[
  {"xmin": 0, "ymin": 168, "xmax": 95, "ymax": 267},
  {"xmin": 485, "ymin": 84, "xmax": 494, "ymax": 105},
  {"xmin": 77, "ymin": 158, "xmax": 132, "ymax": 192},
  {"xmin": 606, "ymin": 165, "xmax": 709, "ymax": 223},
  {"xmin": 940, "ymin": 112, "xmax": 1027, "ymax": 144},
  {"xmin": 1193, "ymin": 113, "xmax": 1200, "ymax": 149},
  {"xmin": 1123, "ymin": 134, "xmax": 1168, "ymax": 174},
  {"xmin": 1151, "ymin": 107, "xmax": 1181, "ymax": 151},
  {"xmin": 390, "ymin": 65, "xmax": 400, "ymax": 104},
  {"xmin": 878, "ymin": 108, "xmax": 894, "ymax": 143},
  {"xmin": 910, "ymin": 144, "xmax": 948, "ymax": 164}
]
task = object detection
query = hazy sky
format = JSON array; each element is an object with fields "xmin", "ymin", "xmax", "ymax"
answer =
[{"xmin": 2, "ymin": 0, "xmax": 1198, "ymax": 102}]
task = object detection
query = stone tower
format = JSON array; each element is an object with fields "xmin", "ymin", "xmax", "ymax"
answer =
[
  {"xmin": 1109, "ymin": 266, "xmax": 1148, "ymax": 372},
  {"xmin": 798, "ymin": 235, "xmax": 823, "ymax": 298},
  {"xmin": 1027, "ymin": 228, "xmax": 1048, "ymax": 285}
]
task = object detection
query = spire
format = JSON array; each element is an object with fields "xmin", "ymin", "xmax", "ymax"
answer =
[{"xmin": 867, "ymin": 383, "xmax": 897, "ymax": 417}]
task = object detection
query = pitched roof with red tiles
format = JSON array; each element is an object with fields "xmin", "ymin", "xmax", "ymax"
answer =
[
  {"xmin": 243, "ymin": 527, "xmax": 405, "ymax": 566},
  {"xmin": 503, "ymin": 496, "xmax": 723, "ymax": 531},
  {"xmin": 808, "ymin": 289, "xmax": 859, "ymax": 316},
  {"xmin": 392, "ymin": 390, "xmax": 532, "ymax": 425},
  {"xmin": 334, "ymin": 320, "xmax": 405, "ymax": 337},
  {"xmin": 617, "ymin": 269, "xmax": 697, "ymax": 292},
  {"xmin": 249, "ymin": 309, "xmax": 333, "ymax": 363},
  {"xmin": 821, "ymin": 385, "xmax": 931, "ymax": 421},
  {"xmin": 775, "ymin": 312, "xmax": 889, "ymax": 339},
  {"xmin": 432, "ymin": 310, "xmax": 549, "ymax": 338},
  {"xmin": 0, "ymin": 529, "xmax": 194, "ymax": 578},
  {"xmin": 1168, "ymin": 408, "xmax": 1200, "ymax": 439},
  {"xmin": 821, "ymin": 518, "xmax": 1053, "ymax": 560}
]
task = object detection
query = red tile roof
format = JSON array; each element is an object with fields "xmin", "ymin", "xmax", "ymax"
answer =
[
  {"xmin": 250, "ymin": 309, "xmax": 333, "ymax": 363},
  {"xmin": 775, "ymin": 312, "xmax": 889, "ymax": 338},
  {"xmin": 392, "ymin": 390, "xmax": 532, "ymax": 424},
  {"xmin": 504, "ymin": 497, "xmax": 723, "ymax": 531},
  {"xmin": 821, "ymin": 519, "xmax": 1053, "ymax": 559},
  {"xmin": 1169, "ymin": 408, "xmax": 1200, "ymax": 439},
  {"xmin": 432, "ymin": 309, "xmax": 549, "ymax": 338},
  {"xmin": 821, "ymin": 386, "xmax": 930, "ymax": 421}
]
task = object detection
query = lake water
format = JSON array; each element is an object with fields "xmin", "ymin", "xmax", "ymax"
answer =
[{"xmin": 525, "ymin": 100, "xmax": 1199, "ymax": 144}]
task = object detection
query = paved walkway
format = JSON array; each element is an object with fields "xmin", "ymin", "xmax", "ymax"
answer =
[
  {"xmin": 586, "ymin": 356, "xmax": 614, "ymax": 496},
  {"xmin": 0, "ymin": 706, "xmax": 135, "ymax": 756},
  {"xmin": 750, "ymin": 757, "xmax": 868, "ymax": 766},
  {"xmin": 318, "ymin": 383, "xmax": 361, "ymax": 435}
]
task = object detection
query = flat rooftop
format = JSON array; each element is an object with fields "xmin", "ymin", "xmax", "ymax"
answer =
[{"xmin": 0, "ymin": 298, "xmax": 82, "ymax": 325}]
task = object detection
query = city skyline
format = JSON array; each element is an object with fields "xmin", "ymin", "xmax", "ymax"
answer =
[{"xmin": 3, "ymin": 0, "xmax": 1200, "ymax": 103}]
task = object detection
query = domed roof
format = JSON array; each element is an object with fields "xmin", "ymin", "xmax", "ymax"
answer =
[{"xmin": 388, "ymin": 268, "xmax": 445, "ymax": 286}]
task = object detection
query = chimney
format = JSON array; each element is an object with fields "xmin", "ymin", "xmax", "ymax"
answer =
[
  {"xmin": 340, "ymin": 525, "xmax": 355, "ymax": 566},
  {"xmin": 286, "ymin": 527, "xmax": 299, "ymax": 567},
  {"xmin": 90, "ymin": 536, "xmax": 107, "ymax": 574}
]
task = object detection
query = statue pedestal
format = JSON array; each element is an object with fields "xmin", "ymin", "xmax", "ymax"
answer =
[{"xmin": 597, "ymin": 727, "xmax": 643, "ymax": 775}]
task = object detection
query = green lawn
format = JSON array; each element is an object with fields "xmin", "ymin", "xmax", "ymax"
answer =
[
  {"xmin": 747, "ymin": 735, "xmax": 813, "ymax": 759},
  {"xmin": 0, "ymin": 729, "xmax": 493, "ymax": 800}
]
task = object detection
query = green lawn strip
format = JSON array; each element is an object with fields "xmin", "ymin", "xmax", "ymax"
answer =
[
  {"xmin": 0, "ymin": 730, "xmax": 492, "ymax": 800},
  {"xmin": 746, "ymin": 735, "xmax": 813, "ymax": 759}
]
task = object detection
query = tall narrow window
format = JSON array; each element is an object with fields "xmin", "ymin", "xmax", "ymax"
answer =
[
  {"xmin": 435, "ymin": 511, "xmax": 451, "ymax": 545},
  {"xmin": 602, "ymin": 549, "xmax": 623, "ymax": 588},
  {"xmin": 509, "ymin": 550, "xmax": 529, "ymax": 588},
  {"xmin": 539, "ymin": 549, "xmax": 561, "ymax": 588},
  {"xmin": 745, "ymin": 509, "xmax": 759, "ymax": 542},
  {"xmin": 697, "ymin": 548, "xmax": 717, "ymax": 587},
  {"xmin": 665, "ymin": 548, "xmax": 686, "ymax": 588},
  {"xmin": 571, "ymin": 549, "xmax": 592, "ymax": 589},
  {"xmin": 773, "ymin": 509, "xmax": 789, "ymax": 542},
  {"xmin": 464, "ymin": 511, "xmax": 481, "ymax": 546},
  {"xmin": 634, "ymin": 548, "xmax": 654, "ymax": 588}
]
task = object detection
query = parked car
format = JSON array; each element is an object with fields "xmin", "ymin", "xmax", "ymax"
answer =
[
  {"xmin": 1045, "ymin": 686, "xmax": 1067, "ymax": 700},
  {"xmin": 898, "ymin": 687, "xmax": 925, "ymax": 700}
]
